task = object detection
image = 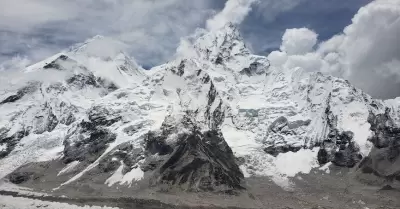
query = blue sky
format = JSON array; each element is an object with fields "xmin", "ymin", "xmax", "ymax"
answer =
[{"xmin": 241, "ymin": 0, "xmax": 372, "ymax": 55}]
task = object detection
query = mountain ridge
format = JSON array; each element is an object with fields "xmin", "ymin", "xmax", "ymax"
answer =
[{"xmin": 0, "ymin": 23, "xmax": 399, "ymax": 197}]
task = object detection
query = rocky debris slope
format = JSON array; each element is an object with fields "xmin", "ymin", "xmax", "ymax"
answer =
[
  {"xmin": 357, "ymin": 103, "xmax": 400, "ymax": 186},
  {"xmin": 0, "ymin": 23, "xmax": 399, "ymax": 194}
]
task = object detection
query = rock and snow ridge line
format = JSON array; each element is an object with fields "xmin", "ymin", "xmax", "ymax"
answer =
[{"xmin": 0, "ymin": 23, "xmax": 399, "ymax": 192}]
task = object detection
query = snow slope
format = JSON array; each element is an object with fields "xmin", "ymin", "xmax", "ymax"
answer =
[{"xmin": 0, "ymin": 195, "xmax": 118, "ymax": 209}]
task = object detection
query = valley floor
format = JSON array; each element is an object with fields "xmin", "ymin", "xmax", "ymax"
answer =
[{"xmin": 0, "ymin": 167, "xmax": 399, "ymax": 209}]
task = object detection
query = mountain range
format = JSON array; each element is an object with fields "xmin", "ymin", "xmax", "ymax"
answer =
[{"xmin": 0, "ymin": 23, "xmax": 399, "ymax": 209}]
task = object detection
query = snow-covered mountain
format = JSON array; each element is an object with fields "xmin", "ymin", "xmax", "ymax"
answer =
[{"xmin": 0, "ymin": 23, "xmax": 399, "ymax": 194}]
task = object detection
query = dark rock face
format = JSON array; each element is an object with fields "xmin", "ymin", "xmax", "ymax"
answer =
[
  {"xmin": 145, "ymin": 132, "xmax": 173, "ymax": 156},
  {"xmin": 62, "ymin": 107, "xmax": 120, "ymax": 164},
  {"xmin": 239, "ymin": 62, "xmax": 266, "ymax": 76},
  {"xmin": 87, "ymin": 106, "xmax": 122, "ymax": 127},
  {"xmin": 318, "ymin": 130, "xmax": 362, "ymax": 167},
  {"xmin": 43, "ymin": 55, "xmax": 69, "ymax": 70},
  {"xmin": 33, "ymin": 103, "xmax": 60, "ymax": 135},
  {"xmin": 0, "ymin": 82, "xmax": 40, "ymax": 105},
  {"xmin": 204, "ymin": 82, "xmax": 225, "ymax": 130},
  {"xmin": 264, "ymin": 146, "xmax": 302, "ymax": 157},
  {"xmin": 8, "ymin": 172, "xmax": 34, "ymax": 184},
  {"xmin": 317, "ymin": 99, "xmax": 362, "ymax": 167},
  {"xmin": 99, "ymin": 142, "xmax": 145, "ymax": 174},
  {"xmin": 263, "ymin": 116, "xmax": 310, "ymax": 157},
  {"xmin": 141, "ymin": 114, "xmax": 244, "ymax": 192},
  {"xmin": 63, "ymin": 124, "xmax": 116, "ymax": 164},
  {"xmin": 66, "ymin": 73, "xmax": 98, "ymax": 89},
  {"xmin": 358, "ymin": 109, "xmax": 400, "ymax": 182},
  {"xmin": 367, "ymin": 108, "xmax": 400, "ymax": 148},
  {"xmin": 153, "ymin": 130, "xmax": 244, "ymax": 192},
  {"xmin": 170, "ymin": 60, "xmax": 186, "ymax": 77},
  {"xmin": 0, "ymin": 131, "xmax": 28, "ymax": 159}
]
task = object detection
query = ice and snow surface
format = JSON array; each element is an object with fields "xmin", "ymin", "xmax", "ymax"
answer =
[
  {"xmin": 0, "ymin": 128, "xmax": 66, "ymax": 180},
  {"xmin": 105, "ymin": 162, "xmax": 144, "ymax": 187},
  {"xmin": 0, "ymin": 195, "xmax": 119, "ymax": 209}
]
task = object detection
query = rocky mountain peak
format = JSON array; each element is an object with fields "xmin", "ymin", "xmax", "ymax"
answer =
[{"xmin": 192, "ymin": 23, "xmax": 250, "ymax": 64}]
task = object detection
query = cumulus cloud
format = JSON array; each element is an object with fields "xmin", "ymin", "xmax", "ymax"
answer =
[
  {"xmin": 326, "ymin": 0, "xmax": 400, "ymax": 99},
  {"xmin": 206, "ymin": 0, "xmax": 259, "ymax": 31},
  {"xmin": 280, "ymin": 28, "xmax": 318, "ymax": 55},
  {"xmin": 268, "ymin": 0, "xmax": 400, "ymax": 99}
]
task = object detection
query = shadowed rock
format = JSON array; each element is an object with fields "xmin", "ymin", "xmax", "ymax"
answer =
[
  {"xmin": 318, "ymin": 98, "xmax": 362, "ymax": 167},
  {"xmin": 9, "ymin": 172, "xmax": 34, "ymax": 184},
  {"xmin": 62, "ymin": 107, "xmax": 120, "ymax": 164},
  {"xmin": 149, "ymin": 129, "xmax": 244, "ymax": 192},
  {"xmin": 0, "ymin": 82, "xmax": 40, "ymax": 105},
  {"xmin": 357, "ymin": 109, "xmax": 400, "ymax": 184}
]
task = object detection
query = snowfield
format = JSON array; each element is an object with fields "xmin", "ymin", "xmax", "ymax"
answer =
[{"xmin": 0, "ymin": 195, "xmax": 119, "ymax": 209}]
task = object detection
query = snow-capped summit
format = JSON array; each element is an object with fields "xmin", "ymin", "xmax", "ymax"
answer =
[
  {"xmin": 193, "ymin": 23, "xmax": 250, "ymax": 63},
  {"xmin": 0, "ymin": 23, "xmax": 399, "ymax": 196},
  {"xmin": 68, "ymin": 35, "xmax": 126, "ymax": 59}
]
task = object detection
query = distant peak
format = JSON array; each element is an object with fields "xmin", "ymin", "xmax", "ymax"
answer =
[
  {"xmin": 190, "ymin": 22, "xmax": 249, "ymax": 63},
  {"xmin": 67, "ymin": 35, "xmax": 127, "ymax": 60}
]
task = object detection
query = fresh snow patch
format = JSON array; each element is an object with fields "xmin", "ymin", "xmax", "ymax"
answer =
[
  {"xmin": 221, "ymin": 119, "xmax": 259, "ymax": 156},
  {"xmin": 105, "ymin": 162, "xmax": 144, "ymax": 187},
  {"xmin": 319, "ymin": 162, "xmax": 332, "ymax": 174},
  {"xmin": 0, "ymin": 195, "xmax": 119, "ymax": 209},
  {"xmin": 239, "ymin": 165, "xmax": 251, "ymax": 178},
  {"xmin": 120, "ymin": 166, "xmax": 144, "ymax": 186},
  {"xmin": 37, "ymin": 146, "xmax": 64, "ymax": 162},
  {"xmin": 0, "ymin": 144, "xmax": 6, "ymax": 152},
  {"xmin": 58, "ymin": 161, "xmax": 80, "ymax": 176},
  {"xmin": 241, "ymin": 148, "xmax": 320, "ymax": 189},
  {"xmin": 0, "ymin": 129, "xmax": 66, "ymax": 180},
  {"xmin": 24, "ymin": 53, "xmax": 65, "ymax": 72},
  {"xmin": 339, "ymin": 102, "xmax": 373, "ymax": 156},
  {"xmin": 105, "ymin": 163, "xmax": 124, "ymax": 187},
  {"xmin": 274, "ymin": 148, "xmax": 320, "ymax": 177}
]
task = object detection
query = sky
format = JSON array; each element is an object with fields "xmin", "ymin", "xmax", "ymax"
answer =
[{"xmin": 0, "ymin": 0, "xmax": 399, "ymax": 99}]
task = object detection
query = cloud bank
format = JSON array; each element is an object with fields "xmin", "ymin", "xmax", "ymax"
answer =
[
  {"xmin": 1, "ymin": 0, "xmax": 398, "ymax": 99},
  {"xmin": 0, "ymin": 0, "xmax": 219, "ymax": 67},
  {"xmin": 267, "ymin": 0, "xmax": 400, "ymax": 99}
]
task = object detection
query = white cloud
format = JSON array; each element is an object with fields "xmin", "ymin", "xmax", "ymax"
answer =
[
  {"xmin": 0, "ymin": 56, "xmax": 31, "ymax": 72},
  {"xmin": 176, "ymin": 0, "xmax": 258, "ymax": 58},
  {"xmin": 206, "ymin": 0, "xmax": 259, "ymax": 31},
  {"xmin": 267, "ymin": 51, "xmax": 288, "ymax": 66},
  {"xmin": 0, "ymin": 0, "xmax": 77, "ymax": 32},
  {"xmin": 285, "ymin": 53, "xmax": 325, "ymax": 72},
  {"xmin": 268, "ymin": 0, "xmax": 400, "ymax": 99},
  {"xmin": 0, "ymin": 0, "xmax": 217, "ymax": 67},
  {"xmin": 280, "ymin": 28, "xmax": 318, "ymax": 55},
  {"xmin": 321, "ymin": 0, "xmax": 400, "ymax": 99}
]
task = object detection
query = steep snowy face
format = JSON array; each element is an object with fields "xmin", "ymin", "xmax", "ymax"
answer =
[
  {"xmin": 181, "ymin": 24, "xmax": 399, "ymax": 185},
  {"xmin": 1, "ymin": 23, "xmax": 400, "ymax": 193},
  {"xmin": 0, "ymin": 36, "xmax": 146, "ymax": 180},
  {"xmin": 26, "ymin": 36, "xmax": 146, "ymax": 88}
]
